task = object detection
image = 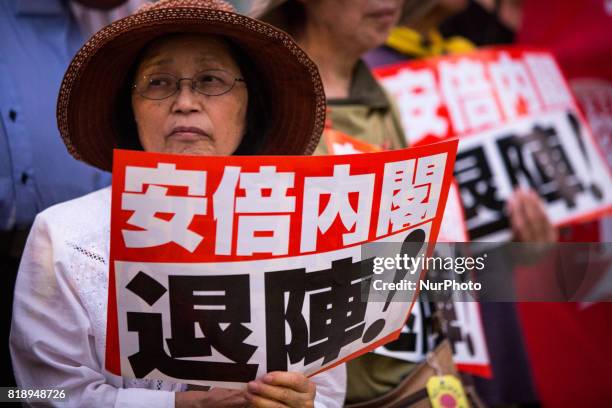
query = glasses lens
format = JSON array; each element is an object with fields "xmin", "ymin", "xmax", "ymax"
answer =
[
  {"xmin": 136, "ymin": 73, "xmax": 177, "ymax": 100},
  {"xmin": 194, "ymin": 70, "xmax": 234, "ymax": 96}
]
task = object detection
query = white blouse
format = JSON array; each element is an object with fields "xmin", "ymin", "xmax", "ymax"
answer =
[{"xmin": 10, "ymin": 187, "xmax": 346, "ymax": 407}]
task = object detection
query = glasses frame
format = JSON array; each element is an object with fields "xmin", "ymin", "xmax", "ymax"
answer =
[{"xmin": 133, "ymin": 69, "xmax": 245, "ymax": 100}]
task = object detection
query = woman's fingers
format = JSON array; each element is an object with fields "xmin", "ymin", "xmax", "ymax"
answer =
[
  {"xmin": 246, "ymin": 372, "xmax": 316, "ymax": 408},
  {"xmin": 262, "ymin": 372, "xmax": 313, "ymax": 393},
  {"xmin": 525, "ymin": 189, "xmax": 557, "ymax": 242},
  {"xmin": 245, "ymin": 389, "xmax": 291, "ymax": 408},
  {"xmin": 248, "ymin": 381, "xmax": 296, "ymax": 405},
  {"xmin": 508, "ymin": 188, "xmax": 557, "ymax": 242},
  {"xmin": 508, "ymin": 189, "xmax": 530, "ymax": 241},
  {"xmin": 518, "ymin": 189, "xmax": 541, "ymax": 241}
]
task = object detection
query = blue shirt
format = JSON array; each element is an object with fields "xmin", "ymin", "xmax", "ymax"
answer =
[{"xmin": 0, "ymin": 0, "xmax": 111, "ymax": 231}]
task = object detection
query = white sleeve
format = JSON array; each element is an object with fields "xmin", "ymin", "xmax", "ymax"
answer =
[
  {"xmin": 311, "ymin": 363, "xmax": 346, "ymax": 408},
  {"xmin": 9, "ymin": 215, "xmax": 175, "ymax": 408}
]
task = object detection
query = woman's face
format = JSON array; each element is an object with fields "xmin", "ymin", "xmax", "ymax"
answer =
[
  {"xmin": 302, "ymin": 0, "xmax": 403, "ymax": 55},
  {"xmin": 131, "ymin": 34, "xmax": 248, "ymax": 156}
]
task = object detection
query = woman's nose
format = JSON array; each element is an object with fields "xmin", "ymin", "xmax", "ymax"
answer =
[{"xmin": 172, "ymin": 81, "xmax": 202, "ymax": 113}]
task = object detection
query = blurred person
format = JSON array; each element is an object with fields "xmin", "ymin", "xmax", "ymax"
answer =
[
  {"xmin": 364, "ymin": 0, "xmax": 475, "ymax": 67},
  {"xmin": 0, "ymin": 0, "xmax": 134, "ymax": 387},
  {"xmin": 440, "ymin": 0, "xmax": 520, "ymax": 46},
  {"xmin": 250, "ymin": 0, "xmax": 407, "ymax": 155},
  {"xmin": 251, "ymin": 0, "xmax": 556, "ymax": 406},
  {"xmin": 364, "ymin": 0, "xmax": 524, "ymax": 65},
  {"xmin": 71, "ymin": 0, "xmax": 149, "ymax": 38},
  {"xmin": 9, "ymin": 0, "xmax": 345, "ymax": 406},
  {"xmin": 516, "ymin": 1, "xmax": 612, "ymax": 406},
  {"xmin": 225, "ymin": 0, "xmax": 252, "ymax": 13},
  {"xmin": 249, "ymin": 1, "xmax": 446, "ymax": 405},
  {"xmin": 361, "ymin": 0, "xmax": 557, "ymax": 406}
]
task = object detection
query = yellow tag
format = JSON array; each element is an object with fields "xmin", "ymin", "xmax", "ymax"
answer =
[{"xmin": 426, "ymin": 375, "xmax": 470, "ymax": 408}]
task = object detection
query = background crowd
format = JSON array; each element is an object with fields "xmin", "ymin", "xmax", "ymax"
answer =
[{"xmin": 2, "ymin": 0, "xmax": 610, "ymax": 407}]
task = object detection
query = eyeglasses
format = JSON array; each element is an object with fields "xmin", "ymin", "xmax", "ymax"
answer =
[{"xmin": 133, "ymin": 69, "xmax": 245, "ymax": 100}]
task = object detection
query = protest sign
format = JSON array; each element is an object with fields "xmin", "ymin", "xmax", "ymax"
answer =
[
  {"xmin": 434, "ymin": 300, "xmax": 491, "ymax": 377},
  {"xmin": 322, "ymin": 128, "xmax": 479, "ymax": 373},
  {"xmin": 373, "ymin": 243, "xmax": 491, "ymax": 377},
  {"xmin": 373, "ymin": 299, "xmax": 433, "ymax": 364},
  {"xmin": 375, "ymin": 300, "xmax": 491, "ymax": 378},
  {"xmin": 375, "ymin": 46, "xmax": 612, "ymax": 241},
  {"xmin": 322, "ymin": 131, "xmax": 480, "ymax": 373},
  {"xmin": 105, "ymin": 141, "xmax": 457, "ymax": 389}
]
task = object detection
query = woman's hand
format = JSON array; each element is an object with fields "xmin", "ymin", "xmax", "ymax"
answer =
[
  {"xmin": 175, "ymin": 389, "xmax": 248, "ymax": 408},
  {"xmin": 246, "ymin": 371, "xmax": 317, "ymax": 408},
  {"xmin": 507, "ymin": 188, "xmax": 558, "ymax": 243}
]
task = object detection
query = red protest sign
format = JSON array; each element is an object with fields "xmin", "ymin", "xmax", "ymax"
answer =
[
  {"xmin": 105, "ymin": 141, "xmax": 458, "ymax": 389},
  {"xmin": 375, "ymin": 46, "xmax": 612, "ymax": 241}
]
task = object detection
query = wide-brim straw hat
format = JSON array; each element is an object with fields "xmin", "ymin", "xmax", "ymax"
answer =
[{"xmin": 57, "ymin": 0, "xmax": 326, "ymax": 172}]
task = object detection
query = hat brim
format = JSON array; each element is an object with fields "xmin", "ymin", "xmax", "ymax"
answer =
[{"xmin": 57, "ymin": 7, "xmax": 325, "ymax": 171}]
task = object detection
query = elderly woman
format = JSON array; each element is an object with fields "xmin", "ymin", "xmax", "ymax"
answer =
[{"xmin": 9, "ymin": 1, "xmax": 344, "ymax": 407}]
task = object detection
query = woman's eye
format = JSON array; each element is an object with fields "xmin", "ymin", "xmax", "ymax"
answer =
[
  {"xmin": 149, "ymin": 78, "xmax": 170, "ymax": 87},
  {"xmin": 199, "ymin": 75, "xmax": 222, "ymax": 83}
]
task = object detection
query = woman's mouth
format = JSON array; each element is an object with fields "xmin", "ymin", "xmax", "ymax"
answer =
[
  {"xmin": 168, "ymin": 126, "xmax": 211, "ymax": 141},
  {"xmin": 366, "ymin": 7, "xmax": 399, "ymax": 24}
]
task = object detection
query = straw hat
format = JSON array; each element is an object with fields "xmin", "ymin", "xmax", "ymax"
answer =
[{"xmin": 57, "ymin": 0, "xmax": 326, "ymax": 171}]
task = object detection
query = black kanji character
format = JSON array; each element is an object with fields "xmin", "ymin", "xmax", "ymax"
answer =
[
  {"xmin": 497, "ymin": 124, "xmax": 584, "ymax": 207},
  {"xmin": 166, "ymin": 275, "xmax": 256, "ymax": 364},
  {"xmin": 436, "ymin": 301, "xmax": 475, "ymax": 357},
  {"xmin": 127, "ymin": 312, "xmax": 257, "ymax": 381},
  {"xmin": 125, "ymin": 272, "xmax": 258, "ymax": 382},
  {"xmin": 454, "ymin": 146, "xmax": 508, "ymax": 239},
  {"xmin": 264, "ymin": 257, "xmax": 373, "ymax": 371}
]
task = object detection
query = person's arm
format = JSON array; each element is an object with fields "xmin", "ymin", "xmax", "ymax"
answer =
[{"xmin": 10, "ymin": 214, "xmax": 175, "ymax": 408}]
